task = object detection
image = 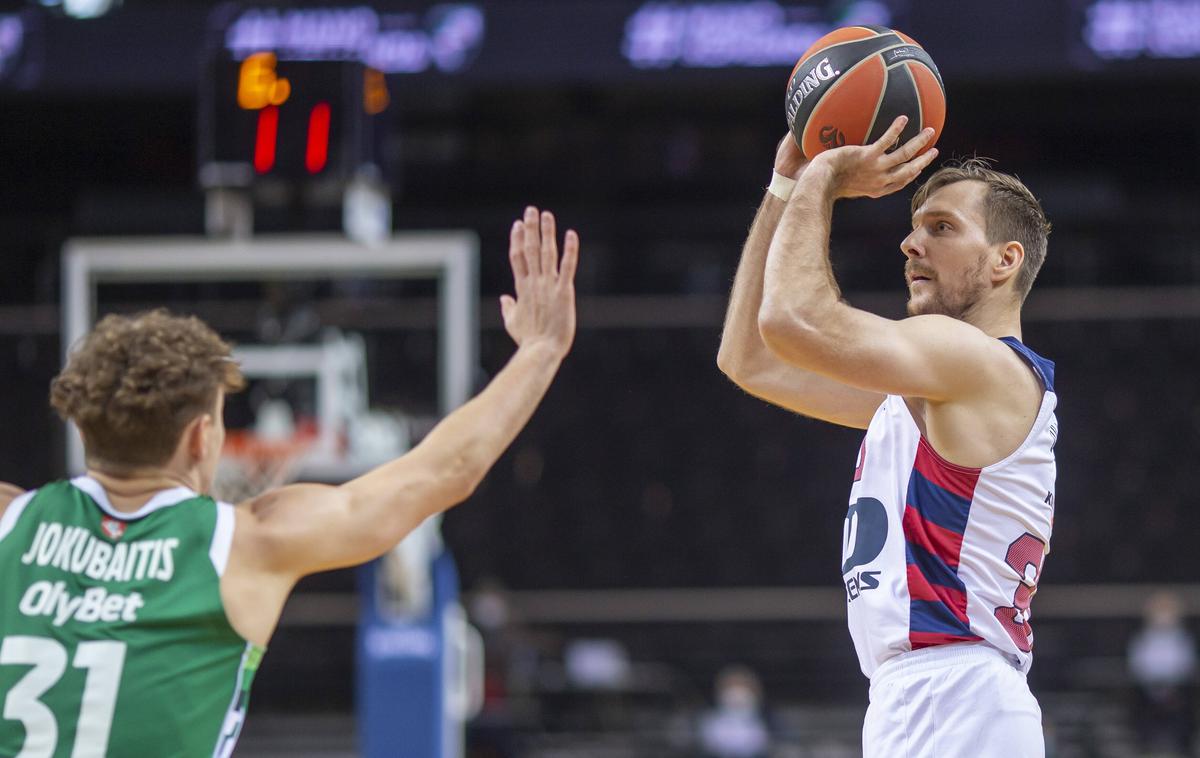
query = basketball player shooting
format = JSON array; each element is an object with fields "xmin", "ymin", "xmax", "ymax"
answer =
[
  {"xmin": 718, "ymin": 117, "xmax": 1055, "ymax": 756},
  {"xmin": 0, "ymin": 206, "xmax": 577, "ymax": 756}
]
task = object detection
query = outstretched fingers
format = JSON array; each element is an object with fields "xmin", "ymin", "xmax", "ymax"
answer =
[
  {"xmin": 888, "ymin": 127, "xmax": 936, "ymax": 168},
  {"xmin": 509, "ymin": 220, "xmax": 529, "ymax": 282},
  {"xmin": 500, "ymin": 209, "xmax": 578, "ymax": 353},
  {"xmin": 540, "ymin": 211, "xmax": 559, "ymax": 277},
  {"xmin": 522, "ymin": 206, "xmax": 541, "ymax": 275},
  {"xmin": 887, "ymin": 147, "xmax": 939, "ymax": 192},
  {"xmin": 509, "ymin": 206, "xmax": 578, "ymax": 313},
  {"xmin": 558, "ymin": 229, "xmax": 579, "ymax": 287},
  {"xmin": 871, "ymin": 115, "xmax": 909, "ymax": 155}
]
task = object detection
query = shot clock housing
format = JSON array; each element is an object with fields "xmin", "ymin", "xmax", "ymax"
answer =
[{"xmin": 199, "ymin": 52, "xmax": 391, "ymax": 188}]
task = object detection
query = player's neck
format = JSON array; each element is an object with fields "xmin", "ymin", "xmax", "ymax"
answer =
[
  {"xmin": 963, "ymin": 296, "xmax": 1023, "ymax": 342},
  {"xmin": 85, "ymin": 467, "xmax": 201, "ymax": 513}
]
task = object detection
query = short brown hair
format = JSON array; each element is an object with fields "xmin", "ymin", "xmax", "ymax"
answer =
[
  {"xmin": 911, "ymin": 158, "xmax": 1051, "ymax": 301},
  {"xmin": 51, "ymin": 310, "xmax": 244, "ymax": 469}
]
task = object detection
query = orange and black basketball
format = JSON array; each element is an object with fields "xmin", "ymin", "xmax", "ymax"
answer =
[{"xmin": 785, "ymin": 26, "xmax": 945, "ymax": 160}]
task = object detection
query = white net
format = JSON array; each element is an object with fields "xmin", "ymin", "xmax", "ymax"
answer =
[{"xmin": 213, "ymin": 433, "xmax": 312, "ymax": 504}]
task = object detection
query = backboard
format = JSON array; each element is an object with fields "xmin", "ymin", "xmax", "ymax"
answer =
[{"xmin": 61, "ymin": 233, "xmax": 479, "ymax": 484}]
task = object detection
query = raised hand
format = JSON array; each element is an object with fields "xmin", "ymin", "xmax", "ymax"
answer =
[
  {"xmin": 812, "ymin": 116, "xmax": 939, "ymax": 199},
  {"xmin": 500, "ymin": 206, "xmax": 578, "ymax": 357},
  {"xmin": 774, "ymin": 133, "xmax": 809, "ymax": 180}
]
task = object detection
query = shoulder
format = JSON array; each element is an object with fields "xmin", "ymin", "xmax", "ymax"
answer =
[
  {"xmin": 238, "ymin": 482, "xmax": 350, "ymax": 526},
  {"xmin": 230, "ymin": 483, "xmax": 350, "ymax": 562},
  {"xmin": 898, "ymin": 314, "xmax": 996, "ymax": 343},
  {"xmin": 898, "ymin": 316, "xmax": 1028, "ymax": 384},
  {"xmin": 0, "ymin": 482, "xmax": 26, "ymax": 518},
  {"xmin": 912, "ymin": 316, "xmax": 1028, "ymax": 357},
  {"xmin": 0, "ymin": 483, "xmax": 37, "ymax": 543}
]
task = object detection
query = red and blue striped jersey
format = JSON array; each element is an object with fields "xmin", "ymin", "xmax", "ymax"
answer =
[{"xmin": 842, "ymin": 337, "xmax": 1057, "ymax": 677}]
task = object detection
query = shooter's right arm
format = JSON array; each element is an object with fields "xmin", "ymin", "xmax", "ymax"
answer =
[{"xmin": 717, "ymin": 137, "xmax": 884, "ymax": 430}]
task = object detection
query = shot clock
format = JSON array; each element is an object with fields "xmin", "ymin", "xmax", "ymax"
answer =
[{"xmin": 199, "ymin": 52, "xmax": 391, "ymax": 187}]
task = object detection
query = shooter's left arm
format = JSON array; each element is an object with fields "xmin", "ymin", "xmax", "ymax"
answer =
[{"xmin": 757, "ymin": 118, "xmax": 990, "ymax": 402}]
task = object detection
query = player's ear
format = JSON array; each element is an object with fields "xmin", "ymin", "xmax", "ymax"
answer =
[
  {"xmin": 184, "ymin": 413, "xmax": 213, "ymax": 464},
  {"xmin": 993, "ymin": 241, "xmax": 1024, "ymax": 287}
]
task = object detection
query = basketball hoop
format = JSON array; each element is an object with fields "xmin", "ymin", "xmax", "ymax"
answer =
[{"xmin": 214, "ymin": 427, "xmax": 318, "ymax": 504}]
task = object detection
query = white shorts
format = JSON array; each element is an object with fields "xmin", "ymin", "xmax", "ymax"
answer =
[{"xmin": 863, "ymin": 642, "xmax": 1044, "ymax": 758}]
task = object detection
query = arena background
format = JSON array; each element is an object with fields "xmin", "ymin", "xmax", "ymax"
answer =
[{"xmin": 2, "ymin": 1, "xmax": 1199, "ymax": 756}]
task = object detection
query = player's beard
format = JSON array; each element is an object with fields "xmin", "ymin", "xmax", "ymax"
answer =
[{"xmin": 905, "ymin": 257, "xmax": 989, "ymax": 320}]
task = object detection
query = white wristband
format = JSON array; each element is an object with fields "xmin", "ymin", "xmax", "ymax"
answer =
[{"xmin": 767, "ymin": 171, "xmax": 796, "ymax": 201}]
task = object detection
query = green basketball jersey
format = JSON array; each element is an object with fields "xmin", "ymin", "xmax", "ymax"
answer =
[{"xmin": 0, "ymin": 477, "xmax": 265, "ymax": 757}]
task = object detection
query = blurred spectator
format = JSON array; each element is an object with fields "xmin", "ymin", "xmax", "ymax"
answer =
[
  {"xmin": 1129, "ymin": 590, "xmax": 1196, "ymax": 755},
  {"xmin": 564, "ymin": 638, "xmax": 632, "ymax": 690},
  {"xmin": 697, "ymin": 665, "xmax": 771, "ymax": 758}
]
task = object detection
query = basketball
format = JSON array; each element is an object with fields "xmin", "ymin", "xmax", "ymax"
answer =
[{"xmin": 785, "ymin": 26, "xmax": 945, "ymax": 160}]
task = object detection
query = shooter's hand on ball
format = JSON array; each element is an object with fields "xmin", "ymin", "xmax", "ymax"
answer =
[
  {"xmin": 774, "ymin": 133, "xmax": 809, "ymax": 180},
  {"xmin": 501, "ymin": 206, "xmax": 579, "ymax": 358},
  {"xmin": 811, "ymin": 115, "xmax": 939, "ymax": 200}
]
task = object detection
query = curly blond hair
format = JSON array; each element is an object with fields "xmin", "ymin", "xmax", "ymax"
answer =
[{"xmin": 51, "ymin": 310, "xmax": 245, "ymax": 469}]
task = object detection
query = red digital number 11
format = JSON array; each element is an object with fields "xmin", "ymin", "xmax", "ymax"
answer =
[{"xmin": 253, "ymin": 102, "xmax": 332, "ymax": 175}]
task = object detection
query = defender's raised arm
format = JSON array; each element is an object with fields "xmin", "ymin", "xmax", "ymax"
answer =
[{"xmin": 237, "ymin": 207, "xmax": 579, "ymax": 580}]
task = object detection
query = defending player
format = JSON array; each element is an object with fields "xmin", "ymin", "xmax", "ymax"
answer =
[
  {"xmin": 718, "ymin": 117, "xmax": 1055, "ymax": 756},
  {"xmin": 0, "ymin": 206, "xmax": 576, "ymax": 757}
]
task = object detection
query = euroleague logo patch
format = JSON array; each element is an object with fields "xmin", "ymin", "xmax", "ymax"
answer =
[
  {"xmin": 819, "ymin": 125, "xmax": 846, "ymax": 149},
  {"xmin": 100, "ymin": 517, "xmax": 126, "ymax": 541}
]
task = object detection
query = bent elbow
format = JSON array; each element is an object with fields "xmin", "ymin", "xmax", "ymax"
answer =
[
  {"xmin": 437, "ymin": 452, "xmax": 488, "ymax": 510},
  {"xmin": 756, "ymin": 305, "xmax": 793, "ymax": 355},
  {"xmin": 716, "ymin": 344, "xmax": 741, "ymax": 382},
  {"xmin": 455, "ymin": 465, "xmax": 487, "ymax": 504},
  {"xmin": 717, "ymin": 336, "xmax": 769, "ymax": 390},
  {"xmin": 757, "ymin": 305, "xmax": 822, "ymax": 363}
]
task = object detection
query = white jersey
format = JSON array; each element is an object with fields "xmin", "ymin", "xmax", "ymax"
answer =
[{"xmin": 842, "ymin": 337, "xmax": 1057, "ymax": 678}]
